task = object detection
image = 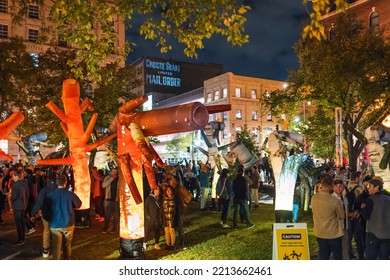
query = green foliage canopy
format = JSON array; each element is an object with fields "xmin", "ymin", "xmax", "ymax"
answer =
[
  {"xmin": 266, "ymin": 12, "xmax": 390, "ymax": 171},
  {"xmin": 9, "ymin": 0, "xmax": 349, "ymax": 81}
]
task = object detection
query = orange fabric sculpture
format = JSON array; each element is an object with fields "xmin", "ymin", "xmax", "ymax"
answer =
[
  {"xmin": 37, "ymin": 79, "xmax": 116, "ymax": 209},
  {"xmin": 0, "ymin": 112, "xmax": 25, "ymax": 161}
]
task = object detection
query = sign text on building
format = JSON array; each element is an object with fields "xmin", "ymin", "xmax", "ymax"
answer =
[{"xmin": 145, "ymin": 59, "xmax": 181, "ymax": 88}]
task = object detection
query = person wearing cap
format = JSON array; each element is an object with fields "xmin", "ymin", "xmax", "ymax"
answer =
[
  {"xmin": 360, "ymin": 176, "xmax": 390, "ymax": 260},
  {"xmin": 311, "ymin": 175, "xmax": 344, "ymax": 260}
]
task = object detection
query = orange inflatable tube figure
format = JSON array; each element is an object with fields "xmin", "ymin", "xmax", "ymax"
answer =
[
  {"xmin": 0, "ymin": 112, "xmax": 25, "ymax": 161},
  {"xmin": 37, "ymin": 79, "xmax": 116, "ymax": 225}
]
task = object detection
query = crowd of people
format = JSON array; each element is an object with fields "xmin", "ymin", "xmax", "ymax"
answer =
[
  {"xmin": 0, "ymin": 162, "xmax": 81, "ymax": 260},
  {"xmin": 1, "ymin": 155, "xmax": 388, "ymax": 260},
  {"xmin": 311, "ymin": 170, "xmax": 390, "ymax": 260}
]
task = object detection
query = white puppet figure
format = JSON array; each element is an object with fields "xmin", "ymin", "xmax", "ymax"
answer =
[{"xmin": 198, "ymin": 121, "xmax": 229, "ymax": 207}]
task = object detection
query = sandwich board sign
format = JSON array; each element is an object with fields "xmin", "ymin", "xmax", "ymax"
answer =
[{"xmin": 272, "ymin": 223, "xmax": 310, "ymax": 260}]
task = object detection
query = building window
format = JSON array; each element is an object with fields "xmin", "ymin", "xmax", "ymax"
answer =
[
  {"xmin": 58, "ymin": 34, "xmax": 67, "ymax": 47},
  {"xmin": 0, "ymin": 0, "xmax": 8, "ymax": 13},
  {"xmin": 235, "ymin": 87, "xmax": 241, "ymax": 98},
  {"xmin": 222, "ymin": 88, "xmax": 228, "ymax": 98},
  {"xmin": 236, "ymin": 109, "xmax": 242, "ymax": 120},
  {"xmin": 0, "ymin": 139, "xmax": 8, "ymax": 154},
  {"xmin": 0, "ymin": 24, "xmax": 8, "ymax": 38},
  {"xmin": 252, "ymin": 127, "xmax": 258, "ymax": 136},
  {"xmin": 251, "ymin": 89, "xmax": 257, "ymax": 99},
  {"xmin": 28, "ymin": 29, "xmax": 39, "ymax": 43},
  {"xmin": 108, "ymin": 42, "xmax": 115, "ymax": 54},
  {"xmin": 252, "ymin": 111, "xmax": 257, "ymax": 120},
  {"xmin": 207, "ymin": 92, "xmax": 212, "ymax": 102},
  {"xmin": 214, "ymin": 90, "xmax": 219, "ymax": 100},
  {"xmin": 370, "ymin": 11, "xmax": 379, "ymax": 33},
  {"xmin": 267, "ymin": 112, "xmax": 272, "ymax": 121},
  {"xmin": 223, "ymin": 112, "xmax": 228, "ymax": 121},
  {"xmin": 236, "ymin": 126, "xmax": 242, "ymax": 133},
  {"xmin": 30, "ymin": 53, "xmax": 39, "ymax": 67},
  {"xmin": 28, "ymin": 4, "xmax": 39, "ymax": 19}
]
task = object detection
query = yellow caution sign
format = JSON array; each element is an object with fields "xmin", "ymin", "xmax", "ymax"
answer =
[{"xmin": 272, "ymin": 223, "xmax": 310, "ymax": 260}]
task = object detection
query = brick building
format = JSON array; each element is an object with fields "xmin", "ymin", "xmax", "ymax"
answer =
[{"xmin": 322, "ymin": 0, "xmax": 390, "ymax": 40}]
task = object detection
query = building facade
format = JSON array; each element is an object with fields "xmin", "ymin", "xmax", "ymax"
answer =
[
  {"xmin": 203, "ymin": 72, "xmax": 285, "ymax": 147},
  {"xmin": 322, "ymin": 0, "xmax": 390, "ymax": 40}
]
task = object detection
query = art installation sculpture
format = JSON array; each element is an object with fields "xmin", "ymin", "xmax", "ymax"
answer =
[
  {"xmin": 264, "ymin": 130, "xmax": 325, "ymax": 221},
  {"xmin": 0, "ymin": 111, "xmax": 25, "ymax": 161},
  {"xmin": 16, "ymin": 132, "xmax": 48, "ymax": 165},
  {"xmin": 107, "ymin": 98, "xmax": 231, "ymax": 258},
  {"xmin": 364, "ymin": 120, "xmax": 390, "ymax": 191},
  {"xmin": 198, "ymin": 120, "xmax": 230, "ymax": 204},
  {"xmin": 36, "ymin": 79, "xmax": 117, "ymax": 225}
]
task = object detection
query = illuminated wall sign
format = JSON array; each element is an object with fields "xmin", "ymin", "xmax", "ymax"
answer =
[{"xmin": 145, "ymin": 59, "xmax": 182, "ymax": 88}]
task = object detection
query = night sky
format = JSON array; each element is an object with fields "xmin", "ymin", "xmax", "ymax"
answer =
[{"xmin": 126, "ymin": 0, "xmax": 309, "ymax": 81}]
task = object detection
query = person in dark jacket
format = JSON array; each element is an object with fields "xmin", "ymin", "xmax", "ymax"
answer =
[
  {"xmin": 216, "ymin": 168, "xmax": 233, "ymax": 228},
  {"xmin": 31, "ymin": 171, "xmax": 58, "ymax": 258},
  {"xmin": 10, "ymin": 170, "xmax": 29, "ymax": 245},
  {"xmin": 232, "ymin": 168, "xmax": 255, "ymax": 230},
  {"xmin": 42, "ymin": 174, "xmax": 82, "ymax": 260},
  {"xmin": 360, "ymin": 177, "xmax": 390, "ymax": 260},
  {"xmin": 143, "ymin": 187, "xmax": 163, "ymax": 250}
]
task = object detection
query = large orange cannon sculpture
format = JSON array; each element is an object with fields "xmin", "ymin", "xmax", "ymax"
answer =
[
  {"xmin": 108, "ymin": 96, "xmax": 231, "ymax": 259},
  {"xmin": 37, "ymin": 79, "xmax": 116, "ymax": 226},
  {"xmin": 0, "ymin": 112, "xmax": 25, "ymax": 161}
]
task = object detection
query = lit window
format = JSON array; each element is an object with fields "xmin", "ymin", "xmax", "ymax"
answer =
[
  {"xmin": 28, "ymin": 29, "xmax": 39, "ymax": 43},
  {"xmin": 30, "ymin": 53, "xmax": 39, "ymax": 67},
  {"xmin": 0, "ymin": 0, "xmax": 8, "ymax": 13},
  {"xmin": 370, "ymin": 11, "xmax": 379, "ymax": 33},
  {"xmin": 214, "ymin": 90, "xmax": 219, "ymax": 100},
  {"xmin": 235, "ymin": 88, "xmax": 241, "ymax": 98},
  {"xmin": 0, "ymin": 139, "xmax": 8, "ymax": 154},
  {"xmin": 236, "ymin": 109, "xmax": 242, "ymax": 120},
  {"xmin": 251, "ymin": 89, "xmax": 257, "ymax": 99},
  {"xmin": 0, "ymin": 24, "xmax": 8, "ymax": 38},
  {"xmin": 222, "ymin": 88, "xmax": 228, "ymax": 98},
  {"xmin": 252, "ymin": 127, "xmax": 258, "ymax": 136},
  {"xmin": 267, "ymin": 112, "xmax": 272, "ymax": 121},
  {"xmin": 252, "ymin": 111, "xmax": 257, "ymax": 120},
  {"xmin": 223, "ymin": 112, "xmax": 228, "ymax": 121},
  {"xmin": 28, "ymin": 4, "xmax": 39, "ymax": 19},
  {"xmin": 207, "ymin": 92, "xmax": 212, "ymax": 102}
]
